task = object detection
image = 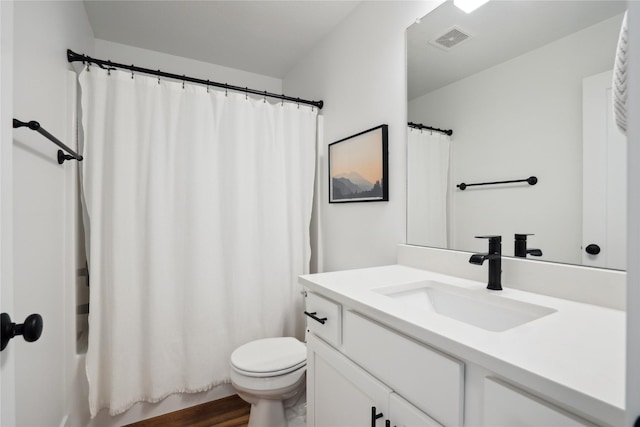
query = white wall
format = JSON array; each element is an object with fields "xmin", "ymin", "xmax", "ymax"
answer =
[
  {"xmin": 0, "ymin": 1, "xmax": 15, "ymax": 425},
  {"xmin": 12, "ymin": 3, "xmax": 93, "ymax": 427},
  {"xmin": 627, "ymin": 3, "xmax": 640, "ymax": 425},
  {"xmin": 283, "ymin": 1, "xmax": 445, "ymax": 273},
  {"xmin": 408, "ymin": 14, "xmax": 622, "ymax": 265},
  {"xmin": 95, "ymin": 39, "xmax": 282, "ymax": 95}
]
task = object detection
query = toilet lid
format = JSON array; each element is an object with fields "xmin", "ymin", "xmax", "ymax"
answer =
[{"xmin": 231, "ymin": 337, "xmax": 306, "ymax": 376}]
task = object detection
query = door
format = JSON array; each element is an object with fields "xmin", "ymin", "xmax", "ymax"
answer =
[
  {"xmin": 0, "ymin": 1, "xmax": 15, "ymax": 424},
  {"xmin": 307, "ymin": 334, "xmax": 391, "ymax": 427},
  {"xmin": 582, "ymin": 70, "xmax": 627, "ymax": 269}
]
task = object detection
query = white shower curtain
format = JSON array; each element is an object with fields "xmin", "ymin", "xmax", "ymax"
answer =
[
  {"xmin": 79, "ymin": 68, "xmax": 317, "ymax": 416},
  {"xmin": 407, "ymin": 128, "xmax": 451, "ymax": 247}
]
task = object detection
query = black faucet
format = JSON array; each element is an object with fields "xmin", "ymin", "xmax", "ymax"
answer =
[
  {"xmin": 514, "ymin": 234, "xmax": 543, "ymax": 258},
  {"xmin": 469, "ymin": 235, "xmax": 502, "ymax": 291}
]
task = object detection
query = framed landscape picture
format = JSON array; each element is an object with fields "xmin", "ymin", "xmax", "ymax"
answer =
[{"xmin": 329, "ymin": 124, "xmax": 389, "ymax": 203}]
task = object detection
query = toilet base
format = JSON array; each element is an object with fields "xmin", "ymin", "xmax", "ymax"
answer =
[{"xmin": 248, "ymin": 398, "xmax": 286, "ymax": 427}]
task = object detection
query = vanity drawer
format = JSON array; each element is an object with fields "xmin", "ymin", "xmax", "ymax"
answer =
[
  {"xmin": 483, "ymin": 377, "xmax": 594, "ymax": 426},
  {"xmin": 305, "ymin": 291, "xmax": 342, "ymax": 347},
  {"xmin": 343, "ymin": 310, "xmax": 464, "ymax": 427}
]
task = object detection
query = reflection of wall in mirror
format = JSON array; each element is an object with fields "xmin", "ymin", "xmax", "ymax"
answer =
[{"xmin": 408, "ymin": 13, "xmax": 624, "ymax": 266}]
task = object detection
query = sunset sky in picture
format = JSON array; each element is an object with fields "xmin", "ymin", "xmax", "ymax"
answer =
[{"xmin": 331, "ymin": 130, "xmax": 383, "ymax": 184}]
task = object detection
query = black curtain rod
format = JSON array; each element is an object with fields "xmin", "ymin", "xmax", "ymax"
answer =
[
  {"xmin": 67, "ymin": 49, "xmax": 324, "ymax": 110},
  {"xmin": 13, "ymin": 119, "xmax": 83, "ymax": 164},
  {"xmin": 408, "ymin": 122, "xmax": 453, "ymax": 136}
]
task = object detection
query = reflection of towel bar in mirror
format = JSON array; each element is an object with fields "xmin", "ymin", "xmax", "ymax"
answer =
[
  {"xmin": 408, "ymin": 121, "xmax": 453, "ymax": 136},
  {"xmin": 457, "ymin": 176, "xmax": 538, "ymax": 191},
  {"xmin": 13, "ymin": 118, "xmax": 83, "ymax": 164}
]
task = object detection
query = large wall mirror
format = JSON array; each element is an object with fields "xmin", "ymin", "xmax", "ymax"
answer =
[{"xmin": 407, "ymin": 0, "xmax": 627, "ymax": 270}]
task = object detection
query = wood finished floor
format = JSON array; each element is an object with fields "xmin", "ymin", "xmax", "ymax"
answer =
[{"xmin": 123, "ymin": 394, "xmax": 250, "ymax": 427}]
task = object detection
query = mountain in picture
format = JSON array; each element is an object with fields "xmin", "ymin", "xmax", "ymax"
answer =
[
  {"xmin": 332, "ymin": 172, "xmax": 384, "ymax": 200},
  {"xmin": 332, "ymin": 177, "xmax": 361, "ymax": 199},
  {"xmin": 334, "ymin": 171, "xmax": 373, "ymax": 192}
]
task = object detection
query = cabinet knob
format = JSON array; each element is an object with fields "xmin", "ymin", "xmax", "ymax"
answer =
[{"xmin": 585, "ymin": 244, "xmax": 601, "ymax": 255}]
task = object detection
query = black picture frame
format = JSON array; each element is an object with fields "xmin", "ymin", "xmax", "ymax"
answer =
[{"xmin": 328, "ymin": 124, "xmax": 389, "ymax": 203}]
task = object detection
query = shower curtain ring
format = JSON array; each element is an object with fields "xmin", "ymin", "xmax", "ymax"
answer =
[
  {"xmin": 281, "ymin": 95, "xmax": 284, "ymax": 107},
  {"xmin": 225, "ymin": 84, "xmax": 228, "ymax": 97},
  {"xmin": 182, "ymin": 75, "xmax": 185, "ymax": 89},
  {"xmin": 131, "ymin": 66, "xmax": 134, "ymax": 79},
  {"xmin": 206, "ymin": 80, "xmax": 210, "ymax": 93},
  {"xmin": 264, "ymin": 91, "xmax": 267, "ymax": 103},
  {"xmin": 157, "ymin": 71, "xmax": 161, "ymax": 85},
  {"xmin": 245, "ymin": 87, "xmax": 248, "ymax": 100}
]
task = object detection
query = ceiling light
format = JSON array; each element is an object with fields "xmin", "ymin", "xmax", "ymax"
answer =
[{"xmin": 454, "ymin": 0, "xmax": 490, "ymax": 14}]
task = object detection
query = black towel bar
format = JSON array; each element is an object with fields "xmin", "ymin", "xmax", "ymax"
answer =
[
  {"xmin": 13, "ymin": 118, "xmax": 83, "ymax": 164},
  {"xmin": 457, "ymin": 176, "xmax": 537, "ymax": 190}
]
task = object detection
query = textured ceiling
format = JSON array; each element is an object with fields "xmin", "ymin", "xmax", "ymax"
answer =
[{"xmin": 83, "ymin": 0, "xmax": 361, "ymax": 79}]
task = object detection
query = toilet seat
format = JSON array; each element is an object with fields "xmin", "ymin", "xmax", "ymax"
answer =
[{"xmin": 231, "ymin": 337, "xmax": 306, "ymax": 378}]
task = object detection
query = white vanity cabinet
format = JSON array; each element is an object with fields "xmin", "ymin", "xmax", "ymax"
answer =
[{"xmin": 300, "ymin": 263, "xmax": 625, "ymax": 426}]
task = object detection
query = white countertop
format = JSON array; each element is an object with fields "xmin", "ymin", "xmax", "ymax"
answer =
[{"xmin": 299, "ymin": 264, "xmax": 625, "ymax": 426}]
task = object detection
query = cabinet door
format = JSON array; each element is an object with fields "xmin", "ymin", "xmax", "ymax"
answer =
[
  {"xmin": 389, "ymin": 393, "xmax": 442, "ymax": 427},
  {"xmin": 307, "ymin": 333, "xmax": 391, "ymax": 427}
]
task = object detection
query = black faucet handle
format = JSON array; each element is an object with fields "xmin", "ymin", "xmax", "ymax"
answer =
[
  {"xmin": 475, "ymin": 235, "xmax": 501, "ymax": 242},
  {"xmin": 515, "ymin": 233, "xmax": 534, "ymax": 240}
]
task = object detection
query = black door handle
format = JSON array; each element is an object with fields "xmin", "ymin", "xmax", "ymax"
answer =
[
  {"xmin": 585, "ymin": 244, "xmax": 601, "ymax": 255},
  {"xmin": 1, "ymin": 313, "xmax": 43, "ymax": 351}
]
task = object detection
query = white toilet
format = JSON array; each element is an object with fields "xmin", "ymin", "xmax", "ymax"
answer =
[{"xmin": 230, "ymin": 337, "xmax": 307, "ymax": 427}]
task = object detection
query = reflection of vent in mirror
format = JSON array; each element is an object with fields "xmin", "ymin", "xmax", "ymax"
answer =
[{"xmin": 430, "ymin": 27, "xmax": 471, "ymax": 50}]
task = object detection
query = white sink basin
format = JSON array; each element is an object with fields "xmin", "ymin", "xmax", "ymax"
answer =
[{"xmin": 375, "ymin": 281, "xmax": 556, "ymax": 332}]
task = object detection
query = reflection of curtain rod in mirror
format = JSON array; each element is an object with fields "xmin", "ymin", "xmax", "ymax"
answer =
[{"xmin": 408, "ymin": 122, "xmax": 453, "ymax": 136}]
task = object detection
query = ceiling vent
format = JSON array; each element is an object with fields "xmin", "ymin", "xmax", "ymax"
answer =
[{"xmin": 429, "ymin": 26, "xmax": 472, "ymax": 51}]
